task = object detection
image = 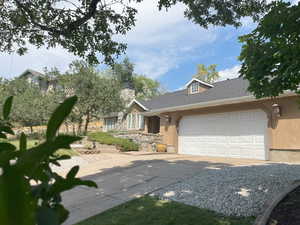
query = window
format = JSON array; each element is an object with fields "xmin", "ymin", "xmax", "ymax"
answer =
[
  {"xmin": 127, "ymin": 113, "xmax": 144, "ymax": 130},
  {"xmin": 190, "ymin": 82, "xmax": 199, "ymax": 94},
  {"xmin": 105, "ymin": 118, "xmax": 117, "ymax": 130}
]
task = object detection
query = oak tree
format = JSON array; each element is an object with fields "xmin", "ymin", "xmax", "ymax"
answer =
[
  {"xmin": 0, "ymin": 0, "xmax": 267, "ymax": 64},
  {"xmin": 239, "ymin": 1, "xmax": 300, "ymax": 98}
]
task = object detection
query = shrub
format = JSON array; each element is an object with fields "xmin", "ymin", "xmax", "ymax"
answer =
[
  {"xmin": 0, "ymin": 96, "xmax": 97, "ymax": 225},
  {"xmin": 88, "ymin": 132, "xmax": 139, "ymax": 151}
]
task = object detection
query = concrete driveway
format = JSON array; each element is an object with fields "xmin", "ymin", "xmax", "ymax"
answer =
[{"xmin": 62, "ymin": 152, "xmax": 266, "ymax": 225}]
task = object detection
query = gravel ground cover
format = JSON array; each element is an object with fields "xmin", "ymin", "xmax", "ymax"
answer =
[{"xmin": 154, "ymin": 163, "xmax": 300, "ymax": 217}]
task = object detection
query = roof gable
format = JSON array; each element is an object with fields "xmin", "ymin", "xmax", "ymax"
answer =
[
  {"xmin": 185, "ymin": 78, "xmax": 214, "ymax": 88},
  {"xmin": 19, "ymin": 69, "xmax": 44, "ymax": 78},
  {"xmin": 128, "ymin": 99, "xmax": 148, "ymax": 111}
]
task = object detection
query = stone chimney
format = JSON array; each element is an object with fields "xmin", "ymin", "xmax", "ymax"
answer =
[{"xmin": 120, "ymin": 82, "xmax": 135, "ymax": 104}]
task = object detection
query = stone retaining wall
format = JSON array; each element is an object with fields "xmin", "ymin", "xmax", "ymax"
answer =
[{"xmin": 112, "ymin": 131, "xmax": 163, "ymax": 152}]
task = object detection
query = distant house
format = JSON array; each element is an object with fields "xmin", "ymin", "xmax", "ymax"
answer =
[{"xmin": 19, "ymin": 69, "xmax": 58, "ymax": 92}]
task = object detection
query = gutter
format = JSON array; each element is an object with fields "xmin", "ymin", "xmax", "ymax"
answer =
[{"xmin": 142, "ymin": 92, "xmax": 297, "ymax": 116}]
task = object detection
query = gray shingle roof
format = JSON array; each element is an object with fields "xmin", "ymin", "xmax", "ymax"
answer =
[
  {"xmin": 140, "ymin": 77, "xmax": 251, "ymax": 111},
  {"xmin": 19, "ymin": 69, "xmax": 44, "ymax": 78}
]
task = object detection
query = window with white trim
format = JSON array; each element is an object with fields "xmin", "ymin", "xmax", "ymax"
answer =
[
  {"xmin": 127, "ymin": 113, "xmax": 144, "ymax": 130},
  {"xmin": 190, "ymin": 82, "xmax": 199, "ymax": 94},
  {"xmin": 105, "ymin": 118, "xmax": 117, "ymax": 130}
]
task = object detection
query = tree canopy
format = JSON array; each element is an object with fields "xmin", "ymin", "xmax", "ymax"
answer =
[
  {"xmin": 113, "ymin": 57, "xmax": 134, "ymax": 89},
  {"xmin": 111, "ymin": 57, "xmax": 164, "ymax": 100},
  {"xmin": 2, "ymin": 77, "xmax": 58, "ymax": 130},
  {"xmin": 0, "ymin": 0, "xmax": 267, "ymax": 64},
  {"xmin": 133, "ymin": 75, "xmax": 162, "ymax": 100},
  {"xmin": 57, "ymin": 60, "xmax": 124, "ymax": 134},
  {"xmin": 193, "ymin": 64, "xmax": 219, "ymax": 83},
  {"xmin": 239, "ymin": 1, "xmax": 300, "ymax": 98}
]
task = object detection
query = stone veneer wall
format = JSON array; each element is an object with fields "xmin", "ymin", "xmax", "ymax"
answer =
[{"xmin": 112, "ymin": 131, "xmax": 163, "ymax": 152}]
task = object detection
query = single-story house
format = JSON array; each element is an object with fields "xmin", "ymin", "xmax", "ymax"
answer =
[{"xmin": 105, "ymin": 77, "xmax": 300, "ymax": 161}]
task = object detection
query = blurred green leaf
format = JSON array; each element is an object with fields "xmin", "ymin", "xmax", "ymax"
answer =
[
  {"xmin": 19, "ymin": 133, "xmax": 27, "ymax": 151},
  {"xmin": 0, "ymin": 166, "xmax": 36, "ymax": 225},
  {"xmin": 0, "ymin": 133, "xmax": 7, "ymax": 139},
  {"xmin": 0, "ymin": 125, "xmax": 14, "ymax": 135},
  {"xmin": 16, "ymin": 135, "xmax": 81, "ymax": 173},
  {"xmin": 53, "ymin": 204, "xmax": 69, "ymax": 223},
  {"xmin": 37, "ymin": 207, "xmax": 60, "ymax": 225},
  {"xmin": 46, "ymin": 96, "xmax": 77, "ymax": 141},
  {"xmin": 66, "ymin": 166, "xmax": 79, "ymax": 179},
  {"xmin": 3, "ymin": 96, "xmax": 13, "ymax": 120},
  {"xmin": 0, "ymin": 142, "xmax": 17, "ymax": 152},
  {"xmin": 0, "ymin": 94, "xmax": 96, "ymax": 225}
]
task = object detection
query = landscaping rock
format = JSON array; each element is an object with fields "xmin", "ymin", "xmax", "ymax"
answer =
[
  {"xmin": 154, "ymin": 164, "xmax": 300, "ymax": 217},
  {"xmin": 113, "ymin": 131, "xmax": 162, "ymax": 152}
]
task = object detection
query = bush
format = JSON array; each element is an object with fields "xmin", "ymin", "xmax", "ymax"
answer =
[
  {"xmin": 88, "ymin": 132, "xmax": 139, "ymax": 151},
  {"xmin": 0, "ymin": 96, "xmax": 97, "ymax": 225}
]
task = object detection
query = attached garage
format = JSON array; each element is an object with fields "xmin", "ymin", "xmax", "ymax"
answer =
[
  {"xmin": 178, "ymin": 109, "xmax": 268, "ymax": 160},
  {"xmin": 140, "ymin": 77, "xmax": 300, "ymax": 162}
]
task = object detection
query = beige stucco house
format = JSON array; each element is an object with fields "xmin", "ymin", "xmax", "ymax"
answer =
[{"xmin": 113, "ymin": 77, "xmax": 300, "ymax": 162}]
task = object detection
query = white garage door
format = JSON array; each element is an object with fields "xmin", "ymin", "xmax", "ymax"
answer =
[{"xmin": 178, "ymin": 109, "xmax": 268, "ymax": 160}]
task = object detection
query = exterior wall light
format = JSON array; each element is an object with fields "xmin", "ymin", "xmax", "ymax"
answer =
[
  {"xmin": 272, "ymin": 104, "xmax": 281, "ymax": 117},
  {"xmin": 160, "ymin": 115, "xmax": 171, "ymax": 124},
  {"xmin": 165, "ymin": 115, "xmax": 171, "ymax": 123}
]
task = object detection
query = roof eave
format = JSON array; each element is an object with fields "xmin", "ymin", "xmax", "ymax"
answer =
[
  {"xmin": 142, "ymin": 92, "xmax": 297, "ymax": 116},
  {"xmin": 128, "ymin": 99, "xmax": 149, "ymax": 111}
]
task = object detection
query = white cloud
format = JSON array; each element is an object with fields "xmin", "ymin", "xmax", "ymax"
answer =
[
  {"xmin": 218, "ymin": 65, "xmax": 241, "ymax": 81},
  {"xmin": 0, "ymin": 46, "xmax": 77, "ymax": 79},
  {"xmin": 122, "ymin": 1, "xmax": 218, "ymax": 78}
]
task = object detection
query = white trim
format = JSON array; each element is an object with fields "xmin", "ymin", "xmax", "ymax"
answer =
[
  {"xmin": 142, "ymin": 92, "xmax": 297, "ymax": 116},
  {"xmin": 185, "ymin": 78, "xmax": 214, "ymax": 88},
  {"xmin": 128, "ymin": 99, "xmax": 148, "ymax": 111},
  {"xmin": 190, "ymin": 82, "xmax": 199, "ymax": 94}
]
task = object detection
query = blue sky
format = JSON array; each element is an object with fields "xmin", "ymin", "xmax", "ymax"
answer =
[{"xmin": 0, "ymin": 1, "xmax": 259, "ymax": 91}]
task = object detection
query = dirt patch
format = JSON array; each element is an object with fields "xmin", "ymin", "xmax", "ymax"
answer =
[{"xmin": 268, "ymin": 185, "xmax": 300, "ymax": 225}]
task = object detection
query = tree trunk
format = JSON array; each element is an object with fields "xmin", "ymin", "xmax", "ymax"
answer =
[
  {"xmin": 30, "ymin": 126, "xmax": 33, "ymax": 133},
  {"xmin": 77, "ymin": 119, "xmax": 83, "ymax": 135},
  {"xmin": 65, "ymin": 122, "xmax": 69, "ymax": 134},
  {"xmin": 72, "ymin": 123, "xmax": 76, "ymax": 135},
  {"xmin": 84, "ymin": 111, "xmax": 90, "ymax": 135}
]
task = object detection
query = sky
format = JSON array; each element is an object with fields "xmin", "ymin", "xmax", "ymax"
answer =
[{"xmin": 0, "ymin": 1, "xmax": 279, "ymax": 91}]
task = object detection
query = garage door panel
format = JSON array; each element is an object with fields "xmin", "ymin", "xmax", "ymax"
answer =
[{"xmin": 178, "ymin": 110, "xmax": 267, "ymax": 160}]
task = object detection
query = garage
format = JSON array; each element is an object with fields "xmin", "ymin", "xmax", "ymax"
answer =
[{"xmin": 178, "ymin": 109, "xmax": 268, "ymax": 160}]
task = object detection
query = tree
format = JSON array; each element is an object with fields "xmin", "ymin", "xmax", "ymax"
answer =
[
  {"xmin": 133, "ymin": 75, "xmax": 163, "ymax": 100},
  {"xmin": 239, "ymin": 1, "xmax": 300, "ymax": 98},
  {"xmin": 0, "ymin": 0, "xmax": 267, "ymax": 64},
  {"xmin": 113, "ymin": 57, "xmax": 134, "ymax": 88},
  {"xmin": 3, "ymin": 78, "xmax": 58, "ymax": 132},
  {"xmin": 111, "ymin": 57, "xmax": 163, "ymax": 99},
  {"xmin": 58, "ymin": 60, "xmax": 124, "ymax": 134},
  {"xmin": 193, "ymin": 64, "xmax": 219, "ymax": 83}
]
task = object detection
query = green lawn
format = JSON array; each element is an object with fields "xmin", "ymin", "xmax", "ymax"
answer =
[
  {"xmin": 88, "ymin": 132, "xmax": 139, "ymax": 151},
  {"xmin": 75, "ymin": 196, "xmax": 255, "ymax": 225},
  {"xmin": 6, "ymin": 139, "xmax": 78, "ymax": 157},
  {"xmin": 9, "ymin": 139, "xmax": 40, "ymax": 149}
]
